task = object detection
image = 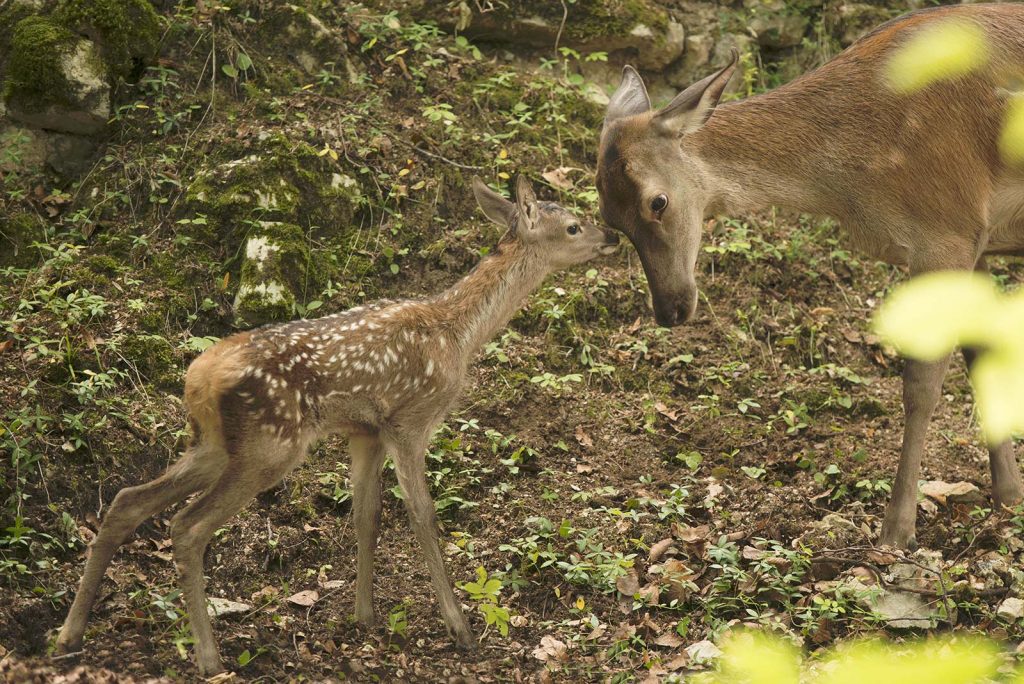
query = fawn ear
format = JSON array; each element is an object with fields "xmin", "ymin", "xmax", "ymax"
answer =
[
  {"xmin": 514, "ymin": 175, "xmax": 539, "ymax": 231},
  {"xmin": 473, "ymin": 176, "xmax": 515, "ymax": 227},
  {"xmin": 654, "ymin": 50, "xmax": 737, "ymax": 137}
]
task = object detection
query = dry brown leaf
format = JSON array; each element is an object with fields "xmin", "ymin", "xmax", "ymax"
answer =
[
  {"xmin": 541, "ymin": 166, "xmax": 576, "ymax": 191},
  {"xmin": 654, "ymin": 401, "xmax": 679, "ymax": 421},
  {"xmin": 649, "ymin": 537, "xmax": 674, "ymax": 563},
  {"xmin": 574, "ymin": 424, "xmax": 593, "ymax": 448},
  {"xmin": 674, "ymin": 524, "xmax": 710, "ymax": 543},
  {"xmin": 666, "ymin": 652, "xmax": 690, "ymax": 670},
  {"xmin": 615, "ymin": 570, "xmax": 641, "ymax": 596},
  {"xmin": 287, "ymin": 589, "xmax": 319, "ymax": 607},
  {"xmin": 653, "ymin": 631, "xmax": 684, "ymax": 649},
  {"xmin": 532, "ymin": 635, "xmax": 568, "ymax": 662}
]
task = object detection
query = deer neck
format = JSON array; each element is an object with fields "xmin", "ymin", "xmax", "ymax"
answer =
[
  {"xmin": 437, "ymin": 240, "xmax": 548, "ymax": 355},
  {"xmin": 688, "ymin": 95, "xmax": 835, "ymax": 217}
]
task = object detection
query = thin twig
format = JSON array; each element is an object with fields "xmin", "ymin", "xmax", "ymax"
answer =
[
  {"xmin": 553, "ymin": 0, "xmax": 568, "ymax": 57},
  {"xmin": 388, "ymin": 135, "xmax": 483, "ymax": 171}
]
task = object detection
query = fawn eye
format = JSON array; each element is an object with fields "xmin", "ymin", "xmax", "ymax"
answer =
[
  {"xmin": 650, "ymin": 194, "xmax": 668, "ymax": 217},
  {"xmin": 566, "ymin": 224, "xmax": 581, "ymax": 235}
]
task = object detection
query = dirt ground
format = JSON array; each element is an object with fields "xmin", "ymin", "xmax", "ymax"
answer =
[{"xmin": 2, "ymin": 1, "xmax": 1023, "ymax": 682}]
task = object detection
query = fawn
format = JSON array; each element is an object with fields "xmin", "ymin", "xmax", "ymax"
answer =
[{"xmin": 55, "ymin": 175, "xmax": 619, "ymax": 675}]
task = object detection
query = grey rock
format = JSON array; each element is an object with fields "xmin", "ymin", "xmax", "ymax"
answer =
[
  {"xmin": 46, "ymin": 132, "xmax": 99, "ymax": 177},
  {"xmin": 206, "ymin": 597, "xmax": 253, "ymax": 619},
  {"xmin": 998, "ymin": 597, "xmax": 1024, "ymax": 622}
]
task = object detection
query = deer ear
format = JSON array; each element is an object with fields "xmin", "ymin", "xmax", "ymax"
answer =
[
  {"xmin": 603, "ymin": 66, "xmax": 651, "ymax": 133},
  {"xmin": 654, "ymin": 50, "xmax": 738, "ymax": 137},
  {"xmin": 515, "ymin": 174, "xmax": 539, "ymax": 230},
  {"xmin": 473, "ymin": 176, "xmax": 515, "ymax": 227}
]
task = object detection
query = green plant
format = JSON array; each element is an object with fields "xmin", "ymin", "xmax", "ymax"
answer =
[{"xmin": 458, "ymin": 566, "xmax": 510, "ymax": 638}]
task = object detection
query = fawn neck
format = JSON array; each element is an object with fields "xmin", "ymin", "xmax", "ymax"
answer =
[{"xmin": 436, "ymin": 240, "xmax": 548, "ymax": 355}]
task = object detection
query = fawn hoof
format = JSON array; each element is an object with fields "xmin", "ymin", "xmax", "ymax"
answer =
[
  {"xmin": 53, "ymin": 639, "xmax": 82, "ymax": 656},
  {"xmin": 196, "ymin": 660, "xmax": 225, "ymax": 678},
  {"xmin": 993, "ymin": 489, "xmax": 1023, "ymax": 511},
  {"xmin": 878, "ymin": 526, "xmax": 917, "ymax": 550},
  {"xmin": 453, "ymin": 628, "xmax": 477, "ymax": 651}
]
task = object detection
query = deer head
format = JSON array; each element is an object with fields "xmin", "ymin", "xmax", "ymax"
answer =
[
  {"xmin": 596, "ymin": 54, "xmax": 738, "ymax": 326},
  {"xmin": 472, "ymin": 175, "xmax": 619, "ymax": 268}
]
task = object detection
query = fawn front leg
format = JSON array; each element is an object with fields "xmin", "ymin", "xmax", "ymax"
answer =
[
  {"xmin": 389, "ymin": 435, "xmax": 475, "ymax": 648},
  {"xmin": 350, "ymin": 434, "xmax": 386, "ymax": 626}
]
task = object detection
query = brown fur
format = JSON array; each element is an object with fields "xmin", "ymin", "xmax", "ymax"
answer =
[{"xmin": 597, "ymin": 3, "xmax": 1024, "ymax": 549}]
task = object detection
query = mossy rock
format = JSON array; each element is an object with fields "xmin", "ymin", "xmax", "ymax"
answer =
[
  {"xmin": 446, "ymin": 0, "xmax": 682, "ymax": 69},
  {"xmin": 183, "ymin": 139, "xmax": 364, "ymax": 243},
  {"xmin": 3, "ymin": 15, "xmax": 79, "ymax": 112},
  {"xmin": 119, "ymin": 333, "xmax": 180, "ymax": 391},
  {"xmin": 53, "ymin": 0, "xmax": 159, "ymax": 83},
  {"xmin": 255, "ymin": 4, "xmax": 349, "ymax": 77},
  {"xmin": 4, "ymin": 16, "xmax": 111, "ymax": 134},
  {"xmin": 0, "ymin": 212, "xmax": 46, "ymax": 268},
  {"xmin": 232, "ymin": 221, "xmax": 309, "ymax": 327}
]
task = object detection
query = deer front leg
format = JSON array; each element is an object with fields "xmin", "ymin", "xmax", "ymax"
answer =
[
  {"xmin": 880, "ymin": 354, "xmax": 952, "ymax": 548},
  {"xmin": 962, "ymin": 347, "xmax": 1024, "ymax": 508},
  {"xmin": 349, "ymin": 434, "xmax": 385, "ymax": 626},
  {"xmin": 389, "ymin": 435, "xmax": 475, "ymax": 649}
]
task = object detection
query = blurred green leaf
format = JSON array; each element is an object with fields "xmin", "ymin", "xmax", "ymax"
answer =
[
  {"xmin": 1000, "ymin": 94, "xmax": 1024, "ymax": 166},
  {"xmin": 873, "ymin": 272, "xmax": 997, "ymax": 359},
  {"xmin": 885, "ymin": 20, "xmax": 988, "ymax": 93}
]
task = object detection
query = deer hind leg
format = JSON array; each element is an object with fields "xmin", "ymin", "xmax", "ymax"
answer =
[
  {"xmin": 170, "ymin": 438, "xmax": 305, "ymax": 676},
  {"xmin": 387, "ymin": 431, "xmax": 475, "ymax": 649},
  {"xmin": 55, "ymin": 442, "xmax": 225, "ymax": 655},
  {"xmin": 962, "ymin": 346, "xmax": 1024, "ymax": 506},
  {"xmin": 350, "ymin": 433, "xmax": 385, "ymax": 626},
  {"xmin": 962, "ymin": 255, "xmax": 1024, "ymax": 508}
]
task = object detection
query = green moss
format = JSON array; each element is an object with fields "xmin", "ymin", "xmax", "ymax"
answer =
[
  {"xmin": 3, "ymin": 15, "xmax": 77, "ymax": 111},
  {"xmin": 85, "ymin": 253, "xmax": 122, "ymax": 277},
  {"xmin": 53, "ymin": 0, "xmax": 159, "ymax": 82},
  {"xmin": 119, "ymin": 333, "xmax": 180, "ymax": 391},
  {"xmin": 233, "ymin": 221, "xmax": 310, "ymax": 326},
  {"xmin": 564, "ymin": 0, "xmax": 667, "ymax": 43},
  {"xmin": 0, "ymin": 212, "xmax": 45, "ymax": 268},
  {"xmin": 0, "ymin": 2, "xmax": 39, "ymax": 70}
]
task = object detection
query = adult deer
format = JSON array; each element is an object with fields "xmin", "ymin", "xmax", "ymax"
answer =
[
  {"xmin": 596, "ymin": 3, "xmax": 1024, "ymax": 548},
  {"xmin": 55, "ymin": 176, "xmax": 619, "ymax": 675}
]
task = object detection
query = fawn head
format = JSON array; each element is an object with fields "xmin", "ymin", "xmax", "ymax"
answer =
[
  {"xmin": 596, "ymin": 53, "xmax": 737, "ymax": 326},
  {"xmin": 472, "ymin": 175, "xmax": 619, "ymax": 267}
]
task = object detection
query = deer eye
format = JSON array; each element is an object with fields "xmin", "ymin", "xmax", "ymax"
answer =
[
  {"xmin": 566, "ymin": 224, "xmax": 581, "ymax": 235},
  {"xmin": 650, "ymin": 194, "xmax": 668, "ymax": 217}
]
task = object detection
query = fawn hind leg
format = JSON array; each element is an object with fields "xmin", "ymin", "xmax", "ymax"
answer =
[
  {"xmin": 350, "ymin": 433, "xmax": 386, "ymax": 626},
  {"xmin": 170, "ymin": 436, "xmax": 306, "ymax": 676},
  {"xmin": 56, "ymin": 442, "xmax": 225, "ymax": 655}
]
